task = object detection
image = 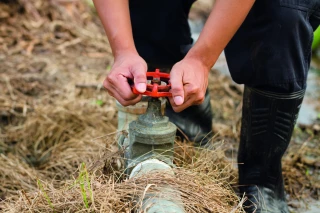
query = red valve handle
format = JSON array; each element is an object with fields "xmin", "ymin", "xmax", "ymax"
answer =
[{"xmin": 132, "ymin": 69, "xmax": 172, "ymax": 97}]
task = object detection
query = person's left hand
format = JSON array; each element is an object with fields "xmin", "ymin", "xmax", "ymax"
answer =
[{"xmin": 169, "ymin": 57, "xmax": 210, "ymax": 112}]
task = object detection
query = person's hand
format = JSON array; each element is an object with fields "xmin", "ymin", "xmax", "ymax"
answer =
[
  {"xmin": 169, "ymin": 57, "xmax": 210, "ymax": 112},
  {"xmin": 103, "ymin": 51, "xmax": 147, "ymax": 106}
]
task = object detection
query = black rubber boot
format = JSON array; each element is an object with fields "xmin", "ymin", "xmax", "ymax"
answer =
[
  {"xmin": 165, "ymin": 89, "xmax": 214, "ymax": 146},
  {"xmin": 239, "ymin": 86, "xmax": 305, "ymax": 213}
]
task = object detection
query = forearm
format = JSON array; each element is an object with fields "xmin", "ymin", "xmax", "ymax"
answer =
[
  {"xmin": 92, "ymin": 0, "xmax": 136, "ymax": 57},
  {"xmin": 186, "ymin": 0, "xmax": 255, "ymax": 69}
]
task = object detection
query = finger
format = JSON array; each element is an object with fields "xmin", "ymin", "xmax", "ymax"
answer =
[
  {"xmin": 168, "ymin": 92, "xmax": 203, "ymax": 110},
  {"xmin": 103, "ymin": 79, "xmax": 119, "ymax": 98},
  {"xmin": 170, "ymin": 67, "xmax": 184, "ymax": 105},
  {"xmin": 113, "ymin": 92, "xmax": 142, "ymax": 106},
  {"xmin": 104, "ymin": 77, "xmax": 142, "ymax": 106},
  {"xmin": 183, "ymin": 83, "xmax": 204, "ymax": 104},
  {"xmin": 106, "ymin": 85, "xmax": 141, "ymax": 106},
  {"xmin": 106, "ymin": 74, "xmax": 138, "ymax": 101},
  {"xmin": 168, "ymin": 96, "xmax": 196, "ymax": 112},
  {"xmin": 132, "ymin": 63, "xmax": 147, "ymax": 93},
  {"xmin": 168, "ymin": 83, "xmax": 205, "ymax": 112}
]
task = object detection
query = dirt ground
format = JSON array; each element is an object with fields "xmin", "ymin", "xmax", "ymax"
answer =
[{"xmin": 0, "ymin": 0, "xmax": 319, "ymax": 212}]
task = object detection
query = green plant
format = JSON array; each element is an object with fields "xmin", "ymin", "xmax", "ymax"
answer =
[
  {"xmin": 95, "ymin": 99, "xmax": 104, "ymax": 106},
  {"xmin": 78, "ymin": 162, "xmax": 93, "ymax": 209},
  {"xmin": 305, "ymin": 168, "xmax": 310, "ymax": 176},
  {"xmin": 312, "ymin": 26, "xmax": 320, "ymax": 50},
  {"xmin": 37, "ymin": 179, "xmax": 54, "ymax": 210}
]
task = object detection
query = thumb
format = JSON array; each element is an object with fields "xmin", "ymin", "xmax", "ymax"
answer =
[
  {"xmin": 132, "ymin": 64, "xmax": 147, "ymax": 93},
  {"xmin": 170, "ymin": 67, "xmax": 184, "ymax": 105}
]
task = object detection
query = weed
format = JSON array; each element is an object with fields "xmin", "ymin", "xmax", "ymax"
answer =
[
  {"xmin": 37, "ymin": 179, "xmax": 54, "ymax": 210},
  {"xmin": 78, "ymin": 162, "xmax": 93, "ymax": 209}
]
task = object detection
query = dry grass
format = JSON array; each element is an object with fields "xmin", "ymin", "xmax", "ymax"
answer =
[
  {"xmin": 0, "ymin": 2, "xmax": 244, "ymax": 212},
  {"xmin": 0, "ymin": 95, "xmax": 116, "ymax": 195},
  {"xmin": 0, "ymin": 0, "xmax": 319, "ymax": 212},
  {"xmin": 1, "ymin": 142, "xmax": 244, "ymax": 213}
]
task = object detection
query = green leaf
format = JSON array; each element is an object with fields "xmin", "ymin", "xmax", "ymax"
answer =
[
  {"xmin": 95, "ymin": 100, "xmax": 104, "ymax": 106},
  {"xmin": 306, "ymin": 168, "xmax": 310, "ymax": 176},
  {"xmin": 78, "ymin": 163, "xmax": 90, "ymax": 209},
  {"xmin": 37, "ymin": 180, "xmax": 54, "ymax": 209},
  {"xmin": 312, "ymin": 26, "xmax": 320, "ymax": 50}
]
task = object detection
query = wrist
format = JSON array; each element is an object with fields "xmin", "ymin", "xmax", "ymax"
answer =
[
  {"xmin": 184, "ymin": 49, "xmax": 216, "ymax": 71},
  {"xmin": 113, "ymin": 47, "xmax": 138, "ymax": 59}
]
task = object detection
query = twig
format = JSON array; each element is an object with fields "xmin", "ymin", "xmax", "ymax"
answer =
[
  {"xmin": 18, "ymin": 0, "xmax": 41, "ymax": 20},
  {"xmin": 4, "ymin": 77, "xmax": 16, "ymax": 101},
  {"xmin": 230, "ymin": 195, "xmax": 247, "ymax": 213},
  {"xmin": 21, "ymin": 190, "xmax": 31, "ymax": 206},
  {"xmin": 90, "ymin": 131, "xmax": 120, "ymax": 141},
  {"xmin": 57, "ymin": 38, "xmax": 82, "ymax": 53},
  {"xmin": 223, "ymin": 83, "xmax": 240, "ymax": 98},
  {"xmin": 75, "ymin": 84, "xmax": 103, "ymax": 89}
]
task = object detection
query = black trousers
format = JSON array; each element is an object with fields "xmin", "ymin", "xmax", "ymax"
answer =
[
  {"xmin": 129, "ymin": 0, "xmax": 320, "ymax": 93},
  {"xmin": 225, "ymin": 0, "xmax": 320, "ymax": 93},
  {"xmin": 129, "ymin": 0, "xmax": 195, "ymax": 67}
]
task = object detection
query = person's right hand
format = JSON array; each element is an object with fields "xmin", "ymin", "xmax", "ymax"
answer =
[{"xmin": 103, "ymin": 52, "xmax": 147, "ymax": 106}]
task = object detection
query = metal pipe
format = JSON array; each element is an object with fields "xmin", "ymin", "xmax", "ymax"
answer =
[
  {"xmin": 129, "ymin": 159, "xmax": 185, "ymax": 213},
  {"xmin": 118, "ymin": 98, "xmax": 185, "ymax": 213}
]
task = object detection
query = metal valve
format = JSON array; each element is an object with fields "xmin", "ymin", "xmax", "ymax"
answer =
[
  {"xmin": 118, "ymin": 69, "xmax": 185, "ymax": 213},
  {"xmin": 121, "ymin": 69, "xmax": 177, "ymax": 173},
  {"xmin": 132, "ymin": 68, "xmax": 172, "ymax": 97}
]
